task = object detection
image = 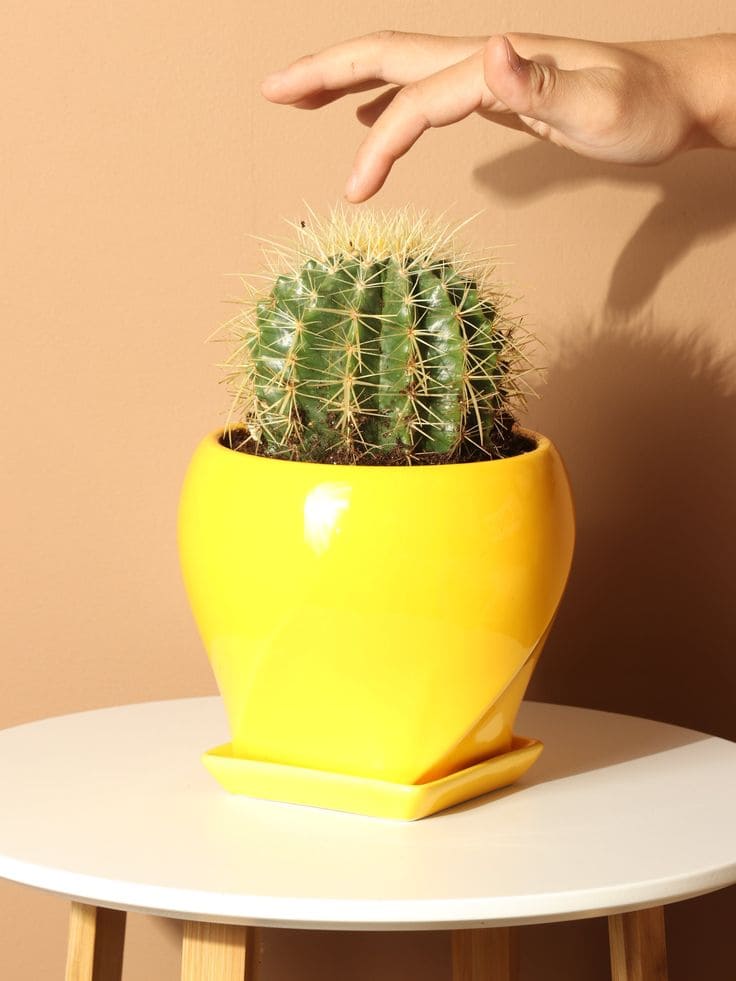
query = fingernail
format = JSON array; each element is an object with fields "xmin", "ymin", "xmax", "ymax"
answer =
[{"xmin": 503, "ymin": 36, "xmax": 525, "ymax": 73}]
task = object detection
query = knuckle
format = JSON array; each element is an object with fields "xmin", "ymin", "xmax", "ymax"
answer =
[
  {"xmin": 393, "ymin": 84, "xmax": 430, "ymax": 130},
  {"xmin": 293, "ymin": 52, "xmax": 316, "ymax": 69},
  {"xmin": 606, "ymin": 90, "xmax": 629, "ymax": 130},
  {"xmin": 529, "ymin": 64, "xmax": 557, "ymax": 105},
  {"xmin": 591, "ymin": 82, "xmax": 629, "ymax": 138},
  {"xmin": 372, "ymin": 29, "xmax": 402, "ymax": 44},
  {"xmin": 394, "ymin": 84, "xmax": 421, "ymax": 111},
  {"xmin": 397, "ymin": 81, "xmax": 421, "ymax": 101}
]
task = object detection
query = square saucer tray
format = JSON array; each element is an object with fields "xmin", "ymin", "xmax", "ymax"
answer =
[{"xmin": 202, "ymin": 737, "xmax": 543, "ymax": 820}]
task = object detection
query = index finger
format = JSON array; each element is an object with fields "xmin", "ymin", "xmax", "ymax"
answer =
[{"xmin": 261, "ymin": 30, "xmax": 486, "ymax": 106}]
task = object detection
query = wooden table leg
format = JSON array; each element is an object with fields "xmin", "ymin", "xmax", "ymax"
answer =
[
  {"xmin": 451, "ymin": 927, "xmax": 519, "ymax": 981},
  {"xmin": 65, "ymin": 902, "xmax": 126, "ymax": 981},
  {"xmin": 181, "ymin": 920, "xmax": 253, "ymax": 980},
  {"xmin": 608, "ymin": 906, "xmax": 668, "ymax": 981}
]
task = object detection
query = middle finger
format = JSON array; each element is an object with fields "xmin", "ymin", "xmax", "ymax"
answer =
[{"xmin": 261, "ymin": 30, "xmax": 486, "ymax": 107}]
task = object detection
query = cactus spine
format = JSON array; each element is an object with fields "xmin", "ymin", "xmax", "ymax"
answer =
[{"xmin": 218, "ymin": 205, "xmax": 534, "ymax": 464}]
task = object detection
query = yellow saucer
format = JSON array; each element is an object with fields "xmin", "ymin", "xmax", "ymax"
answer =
[{"xmin": 202, "ymin": 737, "xmax": 543, "ymax": 821}]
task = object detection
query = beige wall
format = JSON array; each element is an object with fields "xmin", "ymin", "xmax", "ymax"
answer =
[{"xmin": 2, "ymin": 1, "xmax": 735, "ymax": 977}]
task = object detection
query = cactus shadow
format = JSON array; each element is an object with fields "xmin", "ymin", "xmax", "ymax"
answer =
[
  {"xmin": 522, "ymin": 313, "xmax": 736, "ymax": 742},
  {"xmin": 472, "ymin": 143, "xmax": 736, "ymax": 313}
]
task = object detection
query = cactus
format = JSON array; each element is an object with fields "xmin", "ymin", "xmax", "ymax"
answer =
[{"xmin": 216, "ymin": 205, "xmax": 535, "ymax": 465}]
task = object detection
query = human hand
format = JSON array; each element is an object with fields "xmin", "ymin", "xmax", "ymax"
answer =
[{"xmin": 261, "ymin": 31, "xmax": 724, "ymax": 202}]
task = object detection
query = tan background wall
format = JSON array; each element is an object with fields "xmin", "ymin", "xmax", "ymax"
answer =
[{"xmin": 2, "ymin": 1, "xmax": 735, "ymax": 977}]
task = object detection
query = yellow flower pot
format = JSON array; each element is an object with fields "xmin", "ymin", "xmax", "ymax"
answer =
[{"xmin": 178, "ymin": 426, "xmax": 575, "ymax": 819}]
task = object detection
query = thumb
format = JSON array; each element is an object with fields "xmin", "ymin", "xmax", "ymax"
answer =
[{"xmin": 483, "ymin": 35, "xmax": 594, "ymax": 133}]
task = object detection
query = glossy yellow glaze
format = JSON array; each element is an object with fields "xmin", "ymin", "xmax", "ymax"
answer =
[
  {"xmin": 178, "ymin": 428, "xmax": 575, "ymax": 786},
  {"xmin": 201, "ymin": 736, "xmax": 544, "ymax": 821}
]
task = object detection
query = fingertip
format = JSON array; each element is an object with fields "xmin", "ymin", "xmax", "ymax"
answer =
[
  {"xmin": 482, "ymin": 33, "xmax": 532, "ymax": 112},
  {"xmin": 344, "ymin": 173, "xmax": 362, "ymax": 202},
  {"xmin": 261, "ymin": 71, "xmax": 287, "ymax": 99},
  {"xmin": 483, "ymin": 33, "xmax": 525, "ymax": 81},
  {"xmin": 344, "ymin": 172, "xmax": 379, "ymax": 204},
  {"xmin": 483, "ymin": 34, "xmax": 508, "ymax": 67}
]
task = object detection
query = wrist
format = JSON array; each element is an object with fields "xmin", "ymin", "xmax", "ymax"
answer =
[{"xmin": 663, "ymin": 34, "xmax": 736, "ymax": 151}]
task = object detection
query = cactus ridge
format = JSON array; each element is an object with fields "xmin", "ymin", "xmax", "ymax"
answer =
[{"xmin": 216, "ymin": 204, "xmax": 536, "ymax": 464}]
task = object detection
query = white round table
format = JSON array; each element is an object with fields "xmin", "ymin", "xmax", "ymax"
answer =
[{"xmin": 0, "ymin": 697, "xmax": 734, "ymax": 980}]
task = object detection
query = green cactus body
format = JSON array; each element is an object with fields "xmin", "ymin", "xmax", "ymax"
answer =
[{"xmin": 223, "ymin": 206, "xmax": 531, "ymax": 464}]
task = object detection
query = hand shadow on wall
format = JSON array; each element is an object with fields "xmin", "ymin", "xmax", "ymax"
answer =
[
  {"xmin": 473, "ymin": 144, "xmax": 736, "ymax": 313},
  {"xmin": 523, "ymin": 313, "xmax": 736, "ymax": 743}
]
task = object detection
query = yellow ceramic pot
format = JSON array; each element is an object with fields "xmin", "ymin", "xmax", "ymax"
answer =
[{"xmin": 178, "ymin": 426, "xmax": 575, "ymax": 816}]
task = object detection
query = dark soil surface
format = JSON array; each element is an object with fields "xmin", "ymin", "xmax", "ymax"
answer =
[{"xmin": 218, "ymin": 417, "xmax": 537, "ymax": 466}]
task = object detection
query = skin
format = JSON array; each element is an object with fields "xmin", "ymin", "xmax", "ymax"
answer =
[{"xmin": 260, "ymin": 31, "xmax": 736, "ymax": 202}]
